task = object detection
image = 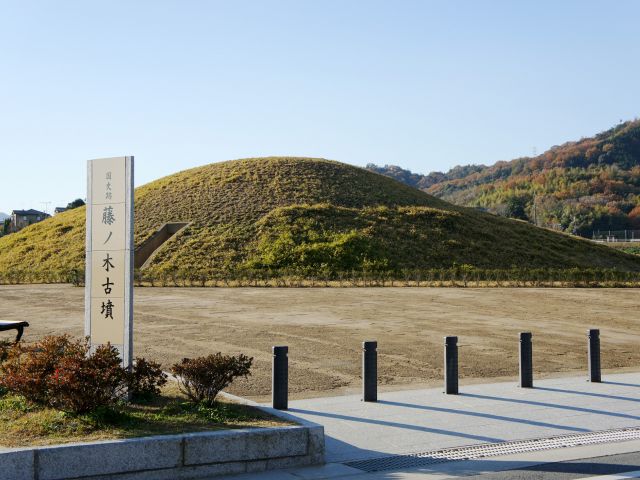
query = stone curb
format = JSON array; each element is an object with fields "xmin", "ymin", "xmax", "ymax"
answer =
[{"xmin": 0, "ymin": 424, "xmax": 325, "ymax": 480}]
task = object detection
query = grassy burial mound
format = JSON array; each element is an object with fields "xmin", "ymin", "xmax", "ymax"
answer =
[{"xmin": 1, "ymin": 156, "xmax": 640, "ymax": 282}]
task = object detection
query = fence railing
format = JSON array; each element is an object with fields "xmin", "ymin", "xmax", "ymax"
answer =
[
  {"xmin": 592, "ymin": 229, "xmax": 640, "ymax": 242},
  {"xmin": 2, "ymin": 267, "xmax": 640, "ymax": 288}
]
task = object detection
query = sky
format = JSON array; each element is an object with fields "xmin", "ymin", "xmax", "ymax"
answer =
[{"xmin": 1, "ymin": 1, "xmax": 639, "ymax": 215}]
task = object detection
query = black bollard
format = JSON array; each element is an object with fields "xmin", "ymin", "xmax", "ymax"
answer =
[
  {"xmin": 519, "ymin": 332, "xmax": 533, "ymax": 388},
  {"xmin": 588, "ymin": 329, "xmax": 601, "ymax": 383},
  {"xmin": 362, "ymin": 341, "xmax": 378, "ymax": 402},
  {"xmin": 444, "ymin": 336, "xmax": 459, "ymax": 394},
  {"xmin": 272, "ymin": 346, "xmax": 288, "ymax": 410}
]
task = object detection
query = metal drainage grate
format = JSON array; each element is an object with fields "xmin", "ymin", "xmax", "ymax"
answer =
[{"xmin": 344, "ymin": 427, "xmax": 640, "ymax": 473}]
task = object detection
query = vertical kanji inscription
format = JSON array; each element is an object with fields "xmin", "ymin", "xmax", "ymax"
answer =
[{"xmin": 86, "ymin": 156, "xmax": 133, "ymax": 368}]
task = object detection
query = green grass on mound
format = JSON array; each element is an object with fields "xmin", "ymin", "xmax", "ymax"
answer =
[{"xmin": 1, "ymin": 156, "xmax": 640, "ymax": 280}]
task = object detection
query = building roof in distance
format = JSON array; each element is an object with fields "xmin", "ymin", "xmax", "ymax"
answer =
[{"xmin": 12, "ymin": 209, "xmax": 48, "ymax": 216}]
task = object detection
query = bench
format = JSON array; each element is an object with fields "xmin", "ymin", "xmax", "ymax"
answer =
[{"xmin": 0, "ymin": 321, "xmax": 29, "ymax": 343}]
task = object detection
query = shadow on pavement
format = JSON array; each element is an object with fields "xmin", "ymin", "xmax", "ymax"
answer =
[
  {"xmin": 330, "ymin": 458, "xmax": 640, "ymax": 479},
  {"xmin": 377, "ymin": 399, "xmax": 589, "ymax": 433},
  {"xmin": 393, "ymin": 461, "xmax": 639, "ymax": 479},
  {"xmin": 535, "ymin": 385, "xmax": 640, "ymax": 404},
  {"xmin": 287, "ymin": 407, "xmax": 502, "ymax": 443},
  {"xmin": 462, "ymin": 392, "xmax": 640, "ymax": 421},
  {"xmin": 604, "ymin": 381, "xmax": 640, "ymax": 388}
]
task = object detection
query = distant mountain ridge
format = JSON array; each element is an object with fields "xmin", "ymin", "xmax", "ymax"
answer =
[
  {"xmin": 367, "ymin": 119, "xmax": 640, "ymax": 236},
  {"xmin": 366, "ymin": 164, "xmax": 487, "ymax": 191},
  {"xmin": 0, "ymin": 212, "xmax": 9, "ymax": 221}
]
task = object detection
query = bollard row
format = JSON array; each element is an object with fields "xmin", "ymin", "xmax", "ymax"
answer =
[{"xmin": 271, "ymin": 329, "xmax": 603, "ymax": 408}]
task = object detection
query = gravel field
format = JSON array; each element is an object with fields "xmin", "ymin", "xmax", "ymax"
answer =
[{"xmin": 1, "ymin": 285, "xmax": 639, "ymax": 401}]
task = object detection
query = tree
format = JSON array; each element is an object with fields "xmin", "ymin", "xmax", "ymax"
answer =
[
  {"xmin": 66, "ymin": 198, "xmax": 85, "ymax": 210},
  {"xmin": 504, "ymin": 196, "xmax": 529, "ymax": 221},
  {"xmin": 628, "ymin": 205, "xmax": 640, "ymax": 229}
]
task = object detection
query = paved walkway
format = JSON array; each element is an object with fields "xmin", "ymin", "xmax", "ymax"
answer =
[
  {"xmin": 283, "ymin": 372, "xmax": 640, "ymax": 464},
  {"xmin": 218, "ymin": 441, "xmax": 640, "ymax": 479},
  {"xmin": 218, "ymin": 373, "xmax": 640, "ymax": 479}
]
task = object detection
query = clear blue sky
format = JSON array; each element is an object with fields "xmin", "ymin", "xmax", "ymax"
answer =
[{"xmin": 1, "ymin": 0, "xmax": 639, "ymax": 215}]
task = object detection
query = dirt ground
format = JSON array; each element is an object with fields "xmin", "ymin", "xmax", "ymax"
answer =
[{"xmin": 1, "ymin": 285, "xmax": 639, "ymax": 401}]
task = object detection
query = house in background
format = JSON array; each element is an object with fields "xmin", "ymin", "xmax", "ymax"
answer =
[
  {"xmin": 10, "ymin": 209, "xmax": 50, "ymax": 232},
  {"xmin": 54, "ymin": 207, "xmax": 67, "ymax": 215},
  {"xmin": 0, "ymin": 212, "xmax": 8, "ymax": 236}
]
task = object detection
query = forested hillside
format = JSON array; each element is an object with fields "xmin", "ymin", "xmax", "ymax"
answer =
[{"xmin": 368, "ymin": 120, "xmax": 640, "ymax": 237}]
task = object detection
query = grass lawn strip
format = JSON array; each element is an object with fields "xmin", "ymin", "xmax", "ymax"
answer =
[{"xmin": 0, "ymin": 381, "xmax": 291, "ymax": 448}]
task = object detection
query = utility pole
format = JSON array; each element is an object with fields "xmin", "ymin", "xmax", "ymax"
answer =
[
  {"xmin": 532, "ymin": 145, "xmax": 538, "ymax": 226},
  {"xmin": 40, "ymin": 201, "xmax": 51, "ymax": 215}
]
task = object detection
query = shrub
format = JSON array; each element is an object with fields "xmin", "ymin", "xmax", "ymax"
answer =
[
  {"xmin": 0, "ymin": 335, "xmax": 166, "ymax": 413},
  {"xmin": 0, "ymin": 340, "xmax": 11, "ymax": 364},
  {"xmin": 0, "ymin": 335, "xmax": 85, "ymax": 404},
  {"xmin": 127, "ymin": 357, "xmax": 168, "ymax": 402},
  {"xmin": 47, "ymin": 343, "xmax": 126, "ymax": 413},
  {"xmin": 0, "ymin": 340, "xmax": 11, "ymax": 396},
  {"xmin": 172, "ymin": 353, "xmax": 253, "ymax": 406}
]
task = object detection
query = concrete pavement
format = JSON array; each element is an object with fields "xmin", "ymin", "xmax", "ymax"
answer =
[
  {"xmin": 215, "ymin": 440, "xmax": 640, "ymax": 479},
  {"xmin": 216, "ymin": 373, "xmax": 640, "ymax": 479},
  {"xmin": 285, "ymin": 372, "xmax": 640, "ymax": 464}
]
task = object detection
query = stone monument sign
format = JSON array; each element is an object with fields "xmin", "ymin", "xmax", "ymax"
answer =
[{"xmin": 85, "ymin": 156, "xmax": 134, "ymax": 367}]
